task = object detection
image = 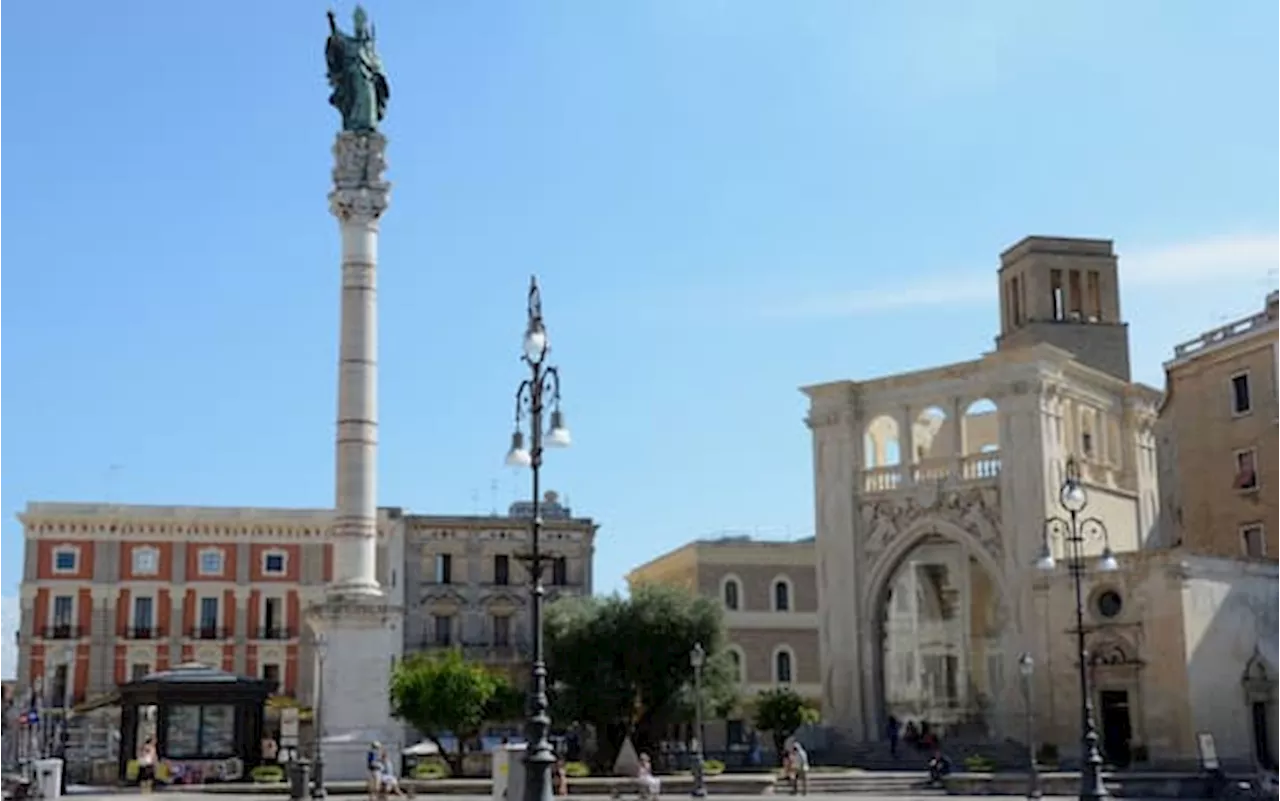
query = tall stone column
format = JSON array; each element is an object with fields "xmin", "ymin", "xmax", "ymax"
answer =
[{"xmin": 306, "ymin": 131, "xmax": 403, "ymax": 781}]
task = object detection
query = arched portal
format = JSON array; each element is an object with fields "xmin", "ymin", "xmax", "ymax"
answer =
[{"xmin": 870, "ymin": 522, "xmax": 1011, "ymax": 740}]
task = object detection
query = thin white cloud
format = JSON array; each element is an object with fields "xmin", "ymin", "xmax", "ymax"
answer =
[{"xmin": 765, "ymin": 232, "xmax": 1279, "ymax": 321}]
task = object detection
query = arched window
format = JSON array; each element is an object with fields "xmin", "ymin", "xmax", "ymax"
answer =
[
  {"xmin": 722, "ymin": 577, "xmax": 741, "ymax": 611},
  {"xmin": 773, "ymin": 579, "xmax": 791, "ymax": 612},
  {"xmin": 727, "ymin": 648, "xmax": 744, "ymax": 683},
  {"xmin": 774, "ymin": 649, "xmax": 793, "ymax": 684}
]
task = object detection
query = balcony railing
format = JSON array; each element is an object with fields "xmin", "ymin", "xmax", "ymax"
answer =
[
  {"xmin": 418, "ymin": 637, "xmax": 530, "ymax": 661},
  {"xmin": 256, "ymin": 626, "xmax": 295, "ymax": 640},
  {"xmin": 125, "ymin": 627, "xmax": 164, "ymax": 640},
  {"xmin": 861, "ymin": 451, "xmax": 1002, "ymax": 493},
  {"xmin": 185, "ymin": 626, "xmax": 231, "ymax": 640},
  {"xmin": 41, "ymin": 625, "xmax": 83, "ymax": 640}
]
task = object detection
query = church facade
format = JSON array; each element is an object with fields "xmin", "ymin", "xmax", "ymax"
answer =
[{"xmin": 803, "ymin": 236, "xmax": 1277, "ymax": 769}]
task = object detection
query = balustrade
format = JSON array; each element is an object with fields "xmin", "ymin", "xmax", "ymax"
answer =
[{"xmin": 860, "ymin": 450, "xmax": 1003, "ymax": 493}]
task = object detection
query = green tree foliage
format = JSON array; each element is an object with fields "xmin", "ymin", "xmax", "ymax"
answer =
[
  {"xmin": 544, "ymin": 583, "xmax": 738, "ymax": 769},
  {"xmin": 389, "ymin": 650, "xmax": 515, "ymax": 773},
  {"xmin": 752, "ymin": 687, "xmax": 820, "ymax": 755}
]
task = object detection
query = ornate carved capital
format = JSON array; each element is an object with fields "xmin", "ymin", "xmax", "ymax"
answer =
[{"xmin": 329, "ymin": 131, "xmax": 391, "ymax": 223}]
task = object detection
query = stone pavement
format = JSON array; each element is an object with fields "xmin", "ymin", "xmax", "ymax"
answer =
[{"xmin": 64, "ymin": 788, "xmax": 1172, "ymax": 793}]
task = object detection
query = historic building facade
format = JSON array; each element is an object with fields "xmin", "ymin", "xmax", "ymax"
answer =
[
  {"xmin": 402, "ymin": 491, "xmax": 598, "ymax": 687},
  {"xmin": 14, "ymin": 502, "xmax": 406, "ymax": 710},
  {"xmin": 627, "ymin": 535, "xmax": 820, "ymax": 749},
  {"xmin": 1157, "ymin": 290, "xmax": 1279, "ymax": 560}
]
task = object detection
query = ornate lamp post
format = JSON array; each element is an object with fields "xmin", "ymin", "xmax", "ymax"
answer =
[
  {"xmin": 1018, "ymin": 653, "xmax": 1042, "ymax": 800},
  {"xmin": 311, "ymin": 632, "xmax": 329, "ymax": 800},
  {"xmin": 689, "ymin": 643, "xmax": 708, "ymax": 799},
  {"xmin": 1035, "ymin": 456, "xmax": 1117, "ymax": 801},
  {"xmin": 504, "ymin": 276, "xmax": 572, "ymax": 801}
]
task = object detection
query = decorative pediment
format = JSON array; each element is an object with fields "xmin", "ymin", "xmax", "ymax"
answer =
[
  {"xmin": 1243, "ymin": 647, "xmax": 1275, "ymax": 697},
  {"xmin": 419, "ymin": 586, "xmax": 468, "ymax": 606},
  {"xmin": 1087, "ymin": 638, "xmax": 1142, "ymax": 668},
  {"xmin": 481, "ymin": 588, "xmax": 526, "ymax": 609},
  {"xmin": 860, "ymin": 485, "xmax": 1003, "ymax": 563}
]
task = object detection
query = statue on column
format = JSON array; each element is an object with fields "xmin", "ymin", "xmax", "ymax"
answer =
[{"xmin": 325, "ymin": 6, "xmax": 391, "ymax": 132}]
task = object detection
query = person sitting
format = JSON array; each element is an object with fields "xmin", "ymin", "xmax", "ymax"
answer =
[
  {"xmin": 927, "ymin": 748, "xmax": 953, "ymax": 786},
  {"xmin": 378, "ymin": 747, "xmax": 408, "ymax": 799}
]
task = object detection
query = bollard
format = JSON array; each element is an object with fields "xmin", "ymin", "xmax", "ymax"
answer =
[{"xmin": 288, "ymin": 761, "xmax": 312, "ymax": 801}]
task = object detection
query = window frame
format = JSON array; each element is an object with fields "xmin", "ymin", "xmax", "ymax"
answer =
[
  {"xmin": 197, "ymin": 548, "xmax": 225, "ymax": 577},
  {"xmin": 1230, "ymin": 371, "xmax": 1253, "ymax": 417},
  {"xmin": 434, "ymin": 553, "xmax": 453, "ymax": 585},
  {"xmin": 771, "ymin": 575, "xmax": 794, "ymax": 613},
  {"xmin": 52, "ymin": 546, "xmax": 80, "ymax": 575},
  {"xmin": 132, "ymin": 546, "xmax": 160, "ymax": 577},
  {"xmin": 261, "ymin": 550, "xmax": 288, "ymax": 576},
  {"xmin": 493, "ymin": 554, "xmax": 510, "ymax": 586},
  {"xmin": 720, "ymin": 574, "xmax": 743, "ymax": 612},
  {"xmin": 1241, "ymin": 523, "xmax": 1267, "ymax": 559},
  {"xmin": 1235, "ymin": 448, "xmax": 1259, "ymax": 492},
  {"xmin": 773, "ymin": 646, "xmax": 795, "ymax": 684}
]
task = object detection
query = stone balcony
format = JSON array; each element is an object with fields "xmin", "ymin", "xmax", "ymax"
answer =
[{"xmin": 861, "ymin": 451, "xmax": 1003, "ymax": 494}]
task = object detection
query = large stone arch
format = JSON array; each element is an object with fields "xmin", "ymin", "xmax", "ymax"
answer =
[
  {"xmin": 860, "ymin": 515, "xmax": 1015, "ymax": 739},
  {"xmin": 861, "ymin": 516, "xmax": 1010, "ymax": 616}
]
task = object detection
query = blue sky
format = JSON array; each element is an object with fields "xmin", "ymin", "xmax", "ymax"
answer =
[{"xmin": 2, "ymin": 1, "xmax": 1277, "ymax": 663}]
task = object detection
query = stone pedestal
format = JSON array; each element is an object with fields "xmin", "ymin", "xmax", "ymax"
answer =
[{"xmin": 307, "ymin": 130, "xmax": 402, "ymax": 781}]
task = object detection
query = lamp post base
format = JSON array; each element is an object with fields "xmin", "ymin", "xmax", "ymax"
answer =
[
  {"xmin": 690, "ymin": 755, "xmax": 707, "ymax": 798},
  {"xmin": 310, "ymin": 759, "xmax": 327, "ymax": 800}
]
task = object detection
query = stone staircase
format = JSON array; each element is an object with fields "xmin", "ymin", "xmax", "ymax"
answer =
[
  {"xmin": 805, "ymin": 771, "xmax": 940, "ymax": 795},
  {"xmin": 823, "ymin": 730, "xmax": 1031, "ymax": 772}
]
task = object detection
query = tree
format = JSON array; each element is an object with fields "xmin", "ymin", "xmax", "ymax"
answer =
[
  {"xmin": 544, "ymin": 583, "xmax": 738, "ymax": 770},
  {"xmin": 752, "ymin": 688, "xmax": 820, "ymax": 756},
  {"xmin": 389, "ymin": 650, "xmax": 512, "ymax": 774}
]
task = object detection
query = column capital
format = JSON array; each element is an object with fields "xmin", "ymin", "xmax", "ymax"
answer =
[{"xmin": 329, "ymin": 131, "xmax": 391, "ymax": 223}]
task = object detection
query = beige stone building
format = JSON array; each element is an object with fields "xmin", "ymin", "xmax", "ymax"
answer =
[
  {"xmin": 627, "ymin": 536, "xmax": 819, "ymax": 748},
  {"xmin": 403, "ymin": 492, "xmax": 597, "ymax": 690},
  {"xmin": 1157, "ymin": 290, "xmax": 1279, "ymax": 560},
  {"xmin": 803, "ymin": 235, "xmax": 1277, "ymax": 769}
]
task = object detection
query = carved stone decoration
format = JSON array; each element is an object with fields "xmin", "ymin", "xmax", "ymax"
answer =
[
  {"xmin": 859, "ymin": 484, "xmax": 1005, "ymax": 565},
  {"xmin": 329, "ymin": 131, "xmax": 391, "ymax": 224}
]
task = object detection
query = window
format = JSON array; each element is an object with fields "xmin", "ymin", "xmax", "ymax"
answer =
[
  {"xmin": 165, "ymin": 704, "xmax": 235, "ymax": 759},
  {"xmin": 722, "ymin": 578, "xmax": 741, "ymax": 611},
  {"xmin": 50, "ymin": 595, "xmax": 75, "ymax": 637},
  {"xmin": 774, "ymin": 649, "xmax": 793, "ymax": 684},
  {"xmin": 262, "ymin": 597, "xmax": 284, "ymax": 638},
  {"xmin": 130, "ymin": 663, "xmax": 152, "ymax": 682},
  {"xmin": 263, "ymin": 551, "xmax": 286, "ymax": 575},
  {"xmin": 1242, "ymin": 524, "xmax": 1266, "ymax": 558},
  {"xmin": 198, "ymin": 597, "xmax": 219, "ymax": 637},
  {"xmin": 52, "ymin": 548, "xmax": 78, "ymax": 574},
  {"xmin": 493, "ymin": 615, "xmax": 511, "ymax": 647},
  {"xmin": 262, "ymin": 664, "xmax": 281, "ymax": 687},
  {"xmin": 132, "ymin": 547, "xmax": 159, "ymax": 576},
  {"xmin": 773, "ymin": 580, "xmax": 791, "ymax": 612},
  {"xmin": 434, "ymin": 554, "xmax": 452, "ymax": 584},
  {"xmin": 728, "ymin": 649, "xmax": 743, "ymax": 683},
  {"xmin": 726, "ymin": 719, "xmax": 746, "ymax": 748},
  {"xmin": 552, "ymin": 556, "xmax": 568, "ymax": 586},
  {"xmin": 1095, "ymin": 590, "xmax": 1123, "ymax": 619},
  {"xmin": 52, "ymin": 665, "xmax": 69, "ymax": 705},
  {"xmin": 1231, "ymin": 373, "xmax": 1253, "ymax": 416},
  {"xmin": 198, "ymin": 549, "xmax": 224, "ymax": 576},
  {"xmin": 1235, "ymin": 449, "xmax": 1258, "ymax": 491},
  {"xmin": 133, "ymin": 596, "xmax": 155, "ymax": 636},
  {"xmin": 494, "ymin": 554, "xmax": 510, "ymax": 586},
  {"xmin": 433, "ymin": 614, "xmax": 453, "ymax": 645}
]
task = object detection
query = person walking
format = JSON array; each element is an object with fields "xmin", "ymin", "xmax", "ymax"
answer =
[
  {"xmin": 886, "ymin": 716, "xmax": 901, "ymax": 759},
  {"xmin": 137, "ymin": 736, "xmax": 158, "ymax": 795},
  {"xmin": 788, "ymin": 741, "xmax": 809, "ymax": 796}
]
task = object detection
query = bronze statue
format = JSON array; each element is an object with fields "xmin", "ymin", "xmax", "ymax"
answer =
[{"xmin": 325, "ymin": 6, "xmax": 390, "ymax": 132}]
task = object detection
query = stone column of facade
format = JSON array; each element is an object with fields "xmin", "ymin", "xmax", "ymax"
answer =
[{"xmin": 306, "ymin": 131, "xmax": 403, "ymax": 782}]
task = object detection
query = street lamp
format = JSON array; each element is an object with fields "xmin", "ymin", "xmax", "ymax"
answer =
[
  {"xmin": 1035, "ymin": 456, "xmax": 1116, "ymax": 801},
  {"xmin": 1018, "ymin": 653, "xmax": 1042, "ymax": 800},
  {"xmin": 504, "ymin": 276, "xmax": 572, "ymax": 801},
  {"xmin": 689, "ymin": 643, "xmax": 708, "ymax": 799},
  {"xmin": 311, "ymin": 631, "xmax": 329, "ymax": 800}
]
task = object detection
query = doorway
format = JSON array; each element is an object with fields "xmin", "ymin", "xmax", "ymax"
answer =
[
  {"xmin": 1252, "ymin": 701, "xmax": 1276, "ymax": 769},
  {"xmin": 1099, "ymin": 691, "xmax": 1133, "ymax": 767}
]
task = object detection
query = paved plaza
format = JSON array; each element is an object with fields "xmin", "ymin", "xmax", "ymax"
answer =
[{"xmin": 58, "ymin": 794, "xmax": 1181, "ymax": 801}]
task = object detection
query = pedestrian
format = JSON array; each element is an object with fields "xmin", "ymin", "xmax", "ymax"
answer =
[
  {"xmin": 366, "ymin": 741, "xmax": 383, "ymax": 801},
  {"xmin": 886, "ymin": 715, "xmax": 901, "ymax": 759},
  {"xmin": 137, "ymin": 736, "xmax": 158, "ymax": 795},
  {"xmin": 788, "ymin": 741, "xmax": 809, "ymax": 796}
]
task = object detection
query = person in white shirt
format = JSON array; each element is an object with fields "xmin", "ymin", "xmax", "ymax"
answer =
[
  {"xmin": 636, "ymin": 753, "xmax": 660, "ymax": 798},
  {"xmin": 788, "ymin": 741, "xmax": 809, "ymax": 796}
]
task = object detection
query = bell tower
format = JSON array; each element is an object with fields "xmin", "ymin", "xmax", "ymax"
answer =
[{"xmin": 995, "ymin": 236, "xmax": 1131, "ymax": 381}]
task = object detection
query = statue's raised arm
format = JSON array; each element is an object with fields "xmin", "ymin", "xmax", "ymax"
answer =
[{"xmin": 324, "ymin": 5, "xmax": 390, "ymax": 133}]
